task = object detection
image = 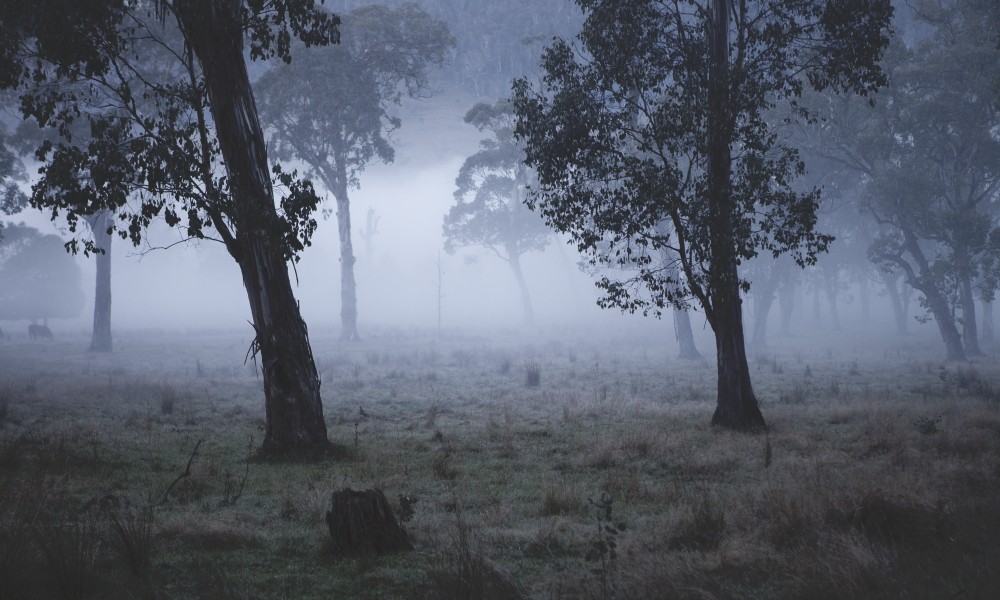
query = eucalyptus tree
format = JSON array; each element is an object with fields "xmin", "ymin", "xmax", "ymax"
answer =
[
  {"xmin": 256, "ymin": 3, "xmax": 453, "ymax": 341},
  {"xmin": 443, "ymin": 99, "xmax": 551, "ymax": 326},
  {"xmin": 0, "ymin": 128, "xmax": 27, "ymax": 240},
  {"xmin": 513, "ymin": 0, "xmax": 891, "ymax": 430},
  {"xmin": 862, "ymin": 2, "xmax": 1000, "ymax": 360},
  {"xmin": 1, "ymin": 0, "xmax": 340, "ymax": 455}
]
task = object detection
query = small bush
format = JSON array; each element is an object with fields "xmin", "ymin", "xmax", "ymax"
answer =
[{"xmin": 110, "ymin": 502, "xmax": 154, "ymax": 577}]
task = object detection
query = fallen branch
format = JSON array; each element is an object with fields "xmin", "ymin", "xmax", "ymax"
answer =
[{"xmin": 158, "ymin": 439, "xmax": 203, "ymax": 506}]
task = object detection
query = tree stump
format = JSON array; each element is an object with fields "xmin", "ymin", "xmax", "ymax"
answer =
[{"xmin": 326, "ymin": 488, "xmax": 412, "ymax": 556}]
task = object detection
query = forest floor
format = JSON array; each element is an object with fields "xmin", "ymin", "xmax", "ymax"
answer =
[{"xmin": 1, "ymin": 324, "xmax": 999, "ymax": 599}]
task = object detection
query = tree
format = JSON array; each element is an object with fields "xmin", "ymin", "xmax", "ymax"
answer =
[
  {"xmin": 0, "ymin": 126, "xmax": 28, "ymax": 240},
  {"xmin": 513, "ymin": 0, "xmax": 891, "ymax": 430},
  {"xmin": 845, "ymin": 2, "xmax": 1000, "ymax": 360},
  {"xmin": 1, "ymin": 0, "xmax": 339, "ymax": 455},
  {"xmin": 85, "ymin": 210, "xmax": 113, "ymax": 352},
  {"xmin": 256, "ymin": 3, "xmax": 454, "ymax": 341},
  {"xmin": 443, "ymin": 99, "xmax": 551, "ymax": 325},
  {"xmin": 0, "ymin": 224, "xmax": 85, "ymax": 323}
]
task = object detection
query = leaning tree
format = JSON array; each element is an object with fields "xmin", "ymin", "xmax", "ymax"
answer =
[
  {"xmin": 1, "ymin": 0, "xmax": 340, "ymax": 455},
  {"xmin": 256, "ymin": 3, "xmax": 454, "ymax": 341},
  {"xmin": 512, "ymin": 0, "xmax": 892, "ymax": 429},
  {"xmin": 443, "ymin": 99, "xmax": 552, "ymax": 326}
]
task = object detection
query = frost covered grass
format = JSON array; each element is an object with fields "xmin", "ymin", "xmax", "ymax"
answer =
[{"xmin": 0, "ymin": 326, "xmax": 998, "ymax": 599}]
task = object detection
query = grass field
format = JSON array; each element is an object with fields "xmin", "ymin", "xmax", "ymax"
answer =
[{"xmin": 1, "ymin": 325, "xmax": 999, "ymax": 599}]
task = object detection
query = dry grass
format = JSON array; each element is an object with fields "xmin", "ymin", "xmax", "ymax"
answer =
[{"xmin": 0, "ymin": 327, "xmax": 998, "ymax": 599}]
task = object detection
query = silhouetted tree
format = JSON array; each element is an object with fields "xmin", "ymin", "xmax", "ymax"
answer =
[
  {"xmin": 257, "ymin": 3, "xmax": 453, "ymax": 341},
  {"xmin": 443, "ymin": 99, "xmax": 551, "ymax": 326},
  {"xmin": 1, "ymin": 0, "xmax": 339, "ymax": 455},
  {"xmin": 513, "ymin": 0, "xmax": 892, "ymax": 429}
]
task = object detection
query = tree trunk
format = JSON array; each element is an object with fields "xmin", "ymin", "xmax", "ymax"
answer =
[
  {"xmin": 750, "ymin": 269, "xmax": 778, "ymax": 347},
  {"xmin": 812, "ymin": 285, "xmax": 822, "ymax": 325},
  {"xmin": 334, "ymin": 177, "xmax": 360, "ymax": 342},
  {"xmin": 882, "ymin": 269, "xmax": 908, "ymax": 335},
  {"xmin": 326, "ymin": 488, "xmax": 412, "ymax": 556},
  {"xmin": 86, "ymin": 210, "xmax": 113, "ymax": 353},
  {"xmin": 175, "ymin": 0, "xmax": 329, "ymax": 456},
  {"xmin": 859, "ymin": 273, "xmax": 870, "ymax": 323},
  {"xmin": 673, "ymin": 308, "xmax": 702, "ymax": 360},
  {"xmin": 982, "ymin": 299, "xmax": 994, "ymax": 345},
  {"xmin": 778, "ymin": 279, "xmax": 794, "ymax": 336},
  {"xmin": 960, "ymin": 274, "xmax": 982, "ymax": 356},
  {"xmin": 706, "ymin": 0, "xmax": 764, "ymax": 431},
  {"xmin": 824, "ymin": 268, "xmax": 841, "ymax": 330},
  {"xmin": 507, "ymin": 249, "xmax": 535, "ymax": 326}
]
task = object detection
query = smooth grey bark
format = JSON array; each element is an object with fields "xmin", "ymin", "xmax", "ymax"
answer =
[
  {"xmin": 507, "ymin": 246, "xmax": 535, "ymax": 326},
  {"xmin": 86, "ymin": 210, "xmax": 113, "ymax": 353},
  {"xmin": 175, "ymin": 0, "xmax": 329, "ymax": 455},
  {"xmin": 333, "ymin": 171, "xmax": 360, "ymax": 342},
  {"xmin": 673, "ymin": 308, "xmax": 702, "ymax": 360},
  {"xmin": 960, "ymin": 274, "xmax": 982, "ymax": 356}
]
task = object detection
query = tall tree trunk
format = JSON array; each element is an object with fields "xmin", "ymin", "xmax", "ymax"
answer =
[
  {"xmin": 334, "ymin": 177, "xmax": 360, "ymax": 342},
  {"xmin": 982, "ymin": 299, "xmax": 994, "ymax": 345},
  {"xmin": 859, "ymin": 273, "xmax": 870, "ymax": 323},
  {"xmin": 812, "ymin": 285, "xmax": 822, "ymax": 325},
  {"xmin": 706, "ymin": 0, "xmax": 764, "ymax": 431},
  {"xmin": 673, "ymin": 308, "xmax": 702, "ymax": 360},
  {"xmin": 900, "ymin": 234, "xmax": 965, "ymax": 361},
  {"xmin": 882, "ymin": 269, "xmax": 908, "ymax": 335},
  {"xmin": 86, "ymin": 210, "xmax": 113, "ymax": 353},
  {"xmin": 960, "ymin": 274, "xmax": 982, "ymax": 356},
  {"xmin": 778, "ymin": 279, "xmax": 794, "ymax": 336},
  {"xmin": 507, "ymin": 249, "xmax": 535, "ymax": 326},
  {"xmin": 750, "ymin": 269, "xmax": 778, "ymax": 347},
  {"xmin": 175, "ymin": 0, "xmax": 329, "ymax": 456},
  {"xmin": 824, "ymin": 268, "xmax": 841, "ymax": 330}
]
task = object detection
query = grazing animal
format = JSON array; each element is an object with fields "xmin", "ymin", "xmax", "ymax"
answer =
[{"xmin": 28, "ymin": 324, "xmax": 53, "ymax": 341}]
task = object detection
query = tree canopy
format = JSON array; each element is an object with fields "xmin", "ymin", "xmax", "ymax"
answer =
[
  {"xmin": 512, "ymin": 0, "xmax": 892, "ymax": 429},
  {"xmin": 0, "ymin": 224, "xmax": 84, "ymax": 321}
]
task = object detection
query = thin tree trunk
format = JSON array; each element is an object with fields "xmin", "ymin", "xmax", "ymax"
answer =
[
  {"xmin": 335, "ymin": 178, "xmax": 360, "ymax": 342},
  {"xmin": 86, "ymin": 210, "xmax": 113, "ymax": 353},
  {"xmin": 812, "ymin": 285, "xmax": 822, "ymax": 325},
  {"xmin": 750, "ymin": 269, "xmax": 778, "ymax": 347},
  {"xmin": 882, "ymin": 269, "xmax": 908, "ymax": 335},
  {"xmin": 508, "ymin": 249, "xmax": 535, "ymax": 326},
  {"xmin": 859, "ymin": 273, "xmax": 870, "ymax": 323},
  {"xmin": 778, "ymin": 279, "xmax": 794, "ymax": 336},
  {"xmin": 673, "ymin": 308, "xmax": 702, "ymax": 360},
  {"xmin": 706, "ymin": 0, "xmax": 764, "ymax": 431},
  {"xmin": 982, "ymin": 299, "xmax": 994, "ymax": 345},
  {"xmin": 824, "ymin": 268, "xmax": 840, "ymax": 330},
  {"xmin": 175, "ymin": 0, "xmax": 329, "ymax": 456},
  {"xmin": 960, "ymin": 274, "xmax": 982, "ymax": 356}
]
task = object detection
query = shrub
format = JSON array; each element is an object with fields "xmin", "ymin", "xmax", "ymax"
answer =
[{"xmin": 525, "ymin": 361, "xmax": 541, "ymax": 387}]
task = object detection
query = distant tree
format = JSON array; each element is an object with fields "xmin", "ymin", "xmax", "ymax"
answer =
[
  {"xmin": 0, "ymin": 127, "xmax": 28, "ymax": 240},
  {"xmin": 513, "ymin": 0, "xmax": 891, "ymax": 429},
  {"xmin": 443, "ymin": 99, "xmax": 551, "ymax": 325},
  {"xmin": 813, "ymin": 2, "xmax": 1000, "ymax": 360},
  {"xmin": 1, "ymin": 0, "xmax": 340, "ymax": 455},
  {"xmin": 257, "ymin": 3, "xmax": 454, "ymax": 341},
  {"xmin": 0, "ymin": 224, "xmax": 85, "ymax": 324}
]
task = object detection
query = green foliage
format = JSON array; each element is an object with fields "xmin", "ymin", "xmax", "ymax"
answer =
[
  {"xmin": 511, "ymin": 0, "xmax": 891, "ymax": 318},
  {"xmin": 0, "ymin": 224, "xmax": 84, "ymax": 321}
]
